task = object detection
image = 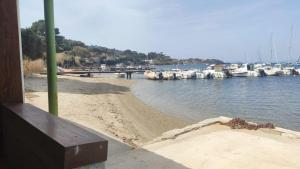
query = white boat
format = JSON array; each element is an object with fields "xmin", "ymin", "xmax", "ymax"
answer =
[
  {"xmin": 203, "ymin": 64, "xmax": 227, "ymax": 79},
  {"xmin": 231, "ymin": 64, "xmax": 248, "ymax": 77},
  {"xmin": 202, "ymin": 65, "xmax": 215, "ymax": 79},
  {"xmin": 57, "ymin": 66, "xmax": 65, "ymax": 75},
  {"xmin": 273, "ymin": 64, "xmax": 284, "ymax": 76},
  {"xmin": 263, "ymin": 34, "xmax": 283, "ymax": 76},
  {"xmin": 144, "ymin": 70, "xmax": 163, "ymax": 80},
  {"xmin": 115, "ymin": 73, "xmax": 126, "ymax": 78},
  {"xmin": 228, "ymin": 64, "xmax": 239, "ymax": 71},
  {"xmin": 162, "ymin": 71, "xmax": 177, "ymax": 80},
  {"xmin": 213, "ymin": 71, "xmax": 227, "ymax": 79},
  {"xmin": 232, "ymin": 64, "xmax": 260, "ymax": 77},
  {"xmin": 282, "ymin": 65, "xmax": 295, "ymax": 75},
  {"xmin": 181, "ymin": 70, "xmax": 196, "ymax": 79},
  {"xmin": 171, "ymin": 69, "xmax": 183, "ymax": 80},
  {"xmin": 263, "ymin": 64, "xmax": 283, "ymax": 76},
  {"xmin": 196, "ymin": 70, "xmax": 206, "ymax": 79}
]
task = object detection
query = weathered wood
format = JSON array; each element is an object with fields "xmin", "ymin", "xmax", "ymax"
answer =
[
  {"xmin": 0, "ymin": 0, "xmax": 24, "ymax": 103},
  {"xmin": 0, "ymin": 103, "xmax": 108, "ymax": 169}
]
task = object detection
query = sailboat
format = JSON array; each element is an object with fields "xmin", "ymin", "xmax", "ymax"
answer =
[
  {"xmin": 263, "ymin": 33, "xmax": 284, "ymax": 76},
  {"xmin": 283, "ymin": 26, "xmax": 296, "ymax": 75}
]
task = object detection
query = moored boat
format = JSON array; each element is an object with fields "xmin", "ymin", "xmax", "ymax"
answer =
[
  {"xmin": 144, "ymin": 70, "xmax": 163, "ymax": 80},
  {"xmin": 263, "ymin": 64, "xmax": 283, "ymax": 76},
  {"xmin": 181, "ymin": 70, "xmax": 197, "ymax": 79},
  {"xmin": 231, "ymin": 64, "xmax": 260, "ymax": 77}
]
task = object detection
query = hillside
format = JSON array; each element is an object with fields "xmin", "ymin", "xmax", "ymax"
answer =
[{"xmin": 21, "ymin": 20, "xmax": 223, "ymax": 67}]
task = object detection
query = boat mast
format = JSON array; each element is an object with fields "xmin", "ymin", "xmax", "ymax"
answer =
[
  {"xmin": 288, "ymin": 26, "xmax": 294, "ymax": 64},
  {"xmin": 270, "ymin": 32, "xmax": 274, "ymax": 64},
  {"xmin": 270, "ymin": 33, "xmax": 279, "ymax": 64},
  {"xmin": 274, "ymin": 42, "xmax": 279, "ymax": 64},
  {"xmin": 257, "ymin": 47, "xmax": 262, "ymax": 63}
]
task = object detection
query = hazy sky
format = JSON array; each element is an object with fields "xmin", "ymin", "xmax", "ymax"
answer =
[{"xmin": 19, "ymin": 0, "xmax": 300, "ymax": 62}]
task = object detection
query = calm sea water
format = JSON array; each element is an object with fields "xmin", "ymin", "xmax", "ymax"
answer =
[{"xmin": 132, "ymin": 64, "xmax": 300, "ymax": 131}]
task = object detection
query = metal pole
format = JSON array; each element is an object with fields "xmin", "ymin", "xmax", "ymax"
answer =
[{"xmin": 44, "ymin": 0, "xmax": 58, "ymax": 116}]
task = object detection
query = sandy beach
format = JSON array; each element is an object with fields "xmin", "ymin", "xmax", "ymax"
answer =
[
  {"xmin": 25, "ymin": 74, "xmax": 187, "ymax": 146},
  {"xmin": 25, "ymin": 75, "xmax": 300, "ymax": 169}
]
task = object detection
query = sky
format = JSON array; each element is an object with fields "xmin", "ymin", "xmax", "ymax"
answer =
[{"xmin": 19, "ymin": 0, "xmax": 300, "ymax": 63}]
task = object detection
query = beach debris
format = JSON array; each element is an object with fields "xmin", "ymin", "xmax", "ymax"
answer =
[{"xmin": 222, "ymin": 118, "xmax": 275, "ymax": 130}]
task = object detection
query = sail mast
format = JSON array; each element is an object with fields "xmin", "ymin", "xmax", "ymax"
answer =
[
  {"xmin": 288, "ymin": 26, "xmax": 294, "ymax": 64},
  {"xmin": 270, "ymin": 32, "xmax": 274, "ymax": 64}
]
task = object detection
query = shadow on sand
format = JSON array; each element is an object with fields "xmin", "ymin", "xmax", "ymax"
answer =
[
  {"xmin": 24, "ymin": 76, "xmax": 130, "ymax": 95},
  {"xmin": 68, "ymin": 120, "xmax": 190, "ymax": 169}
]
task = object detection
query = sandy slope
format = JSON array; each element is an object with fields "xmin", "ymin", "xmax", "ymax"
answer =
[{"xmin": 24, "ymin": 74, "xmax": 187, "ymax": 146}]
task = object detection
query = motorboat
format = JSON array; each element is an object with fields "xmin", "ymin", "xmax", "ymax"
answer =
[
  {"xmin": 181, "ymin": 70, "xmax": 197, "ymax": 79},
  {"xmin": 228, "ymin": 64, "xmax": 239, "ymax": 71},
  {"xmin": 263, "ymin": 64, "xmax": 283, "ymax": 76},
  {"xmin": 231, "ymin": 64, "xmax": 260, "ymax": 77},
  {"xmin": 282, "ymin": 64, "xmax": 295, "ymax": 75},
  {"xmin": 203, "ymin": 64, "xmax": 227, "ymax": 79},
  {"xmin": 144, "ymin": 70, "xmax": 163, "ymax": 80}
]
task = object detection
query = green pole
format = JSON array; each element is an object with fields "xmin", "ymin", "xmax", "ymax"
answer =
[{"xmin": 44, "ymin": 0, "xmax": 58, "ymax": 116}]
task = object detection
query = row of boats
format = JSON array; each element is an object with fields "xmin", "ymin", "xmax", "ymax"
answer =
[{"xmin": 144, "ymin": 63, "xmax": 300, "ymax": 80}]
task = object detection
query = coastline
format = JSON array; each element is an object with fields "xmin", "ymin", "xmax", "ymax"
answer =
[
  {"xmin": 25, "ymin": 75, "xmax": 300, "ymax": 168},
  {"xmin": 24, "ymin": 74, "xmax": 188, "ymax": 146}
]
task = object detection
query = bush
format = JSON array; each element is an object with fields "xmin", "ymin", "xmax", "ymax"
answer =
[{"xmin": 23, "ymin": 58, "xmax": 45, "ymax": 76}]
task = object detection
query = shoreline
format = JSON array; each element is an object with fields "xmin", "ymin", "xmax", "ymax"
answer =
[
  {"xmin": 25, "ymin": 74, "xmax": 300, "ymax": 168},
  {"xmin": 25, "ymin": 74, "xmax": 188, "ymax": 147}
]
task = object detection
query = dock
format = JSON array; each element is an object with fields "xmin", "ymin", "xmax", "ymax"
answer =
[{"xmin": 61, "ymin": 70, "xmax": 147, "ymax": 79}]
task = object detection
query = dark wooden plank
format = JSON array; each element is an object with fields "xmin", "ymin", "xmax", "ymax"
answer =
[
  {"xmin": 1, "ymin": 103, "xmax": 108, "ymax": 169},
  {"xmin": 0, "ymin": 0, "xmax": 24, "ymax": 103},
  {"xmin": 0, "ymin": 157, "xmax": 9, "ymax": 169}
]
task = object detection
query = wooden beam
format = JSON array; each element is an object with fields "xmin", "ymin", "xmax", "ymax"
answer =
[
  {"xmin": 0, "ymin": 0, "xmax": 24, "ymax": 103},
  {"xmin": 1, "ymin": 103, "xmax": 108, "ymax": 169}
]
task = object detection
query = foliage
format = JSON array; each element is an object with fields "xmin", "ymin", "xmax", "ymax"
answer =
[
  {"xmin": 23, "ymin": 58, "xmax": 45, "ymax": 76},
  {"xmin": 21, "ymin": 28, "xmax": 45, "ymax": 60},
  {"xmin": 31, "ymin": 20, "xmax": 46, "ymax": 36},
  {"xmin": 71, "ymin": 46, "xmax": 91, "ymax": 58}
]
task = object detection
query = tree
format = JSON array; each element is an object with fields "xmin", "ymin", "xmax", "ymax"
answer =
[
  {"xmin": 30, "ymin": 19, "xmax": 66, "ymax": 52},
  {"xmin": 72, "ymin": 46, "xmax": 91, "ymax": 58},
  {"xmin": 21, "ymin": 28, "xmax": 45, "ymax": 60},
  {"xmin": 31, "ymin": 20, "xmax": 46, "ymax": 36}
]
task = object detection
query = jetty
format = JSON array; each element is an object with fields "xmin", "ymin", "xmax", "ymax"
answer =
[{"xmin": 58, "ymin": 66, "xmax": 151, "ymax": 79}]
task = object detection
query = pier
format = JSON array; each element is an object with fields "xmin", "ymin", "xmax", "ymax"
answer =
[{"xmin": 61, "ymin": 70, "xmax": 145, "ymax": 79}]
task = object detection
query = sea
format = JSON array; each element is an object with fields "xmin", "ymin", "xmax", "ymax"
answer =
[{"xmin": 131, "ymin": 64, "xmax": 300, "ymax": 131}]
